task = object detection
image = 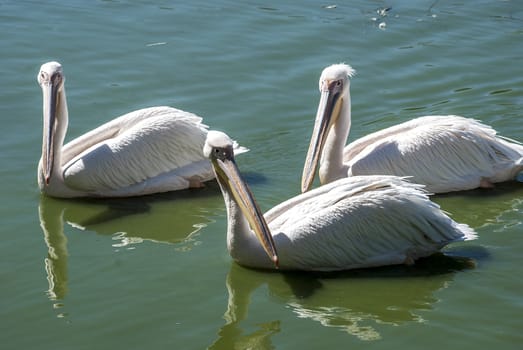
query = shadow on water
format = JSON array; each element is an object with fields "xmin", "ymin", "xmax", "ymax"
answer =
[
  {"xmin": 39, "ymin": 182, "xmax": 221, "ymax": 240},
  {"xmin": 208, "ymin": 250, "xmax": 485, "ymax": 348},
  {"xmin": 38, "ymin": 172, "xmax": 267, "ymax": 316},
  {"xmin": 431, "ymin": 181, "xmax": 523, "ymax": 227}
]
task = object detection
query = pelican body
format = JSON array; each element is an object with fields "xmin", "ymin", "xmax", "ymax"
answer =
[
  {"xmin": 301, "ymin": 64, "xmax": 523, "ymax": 194},
  {"xmin": 205, "ymin": 130, "xmax": 476, "ymax": 271},
  {"xmin": 37, "ymin": 61, "xmax": 245, "ymax": 198}
]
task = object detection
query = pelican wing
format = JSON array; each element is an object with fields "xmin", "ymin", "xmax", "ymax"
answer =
[
  {"xmin": 344, "ymin": 116, "xmax": 523, "ymax": 193},
  {"xmin": 266, "ymin": 176, "xmax": 475, "ymax": 271},
  {"xmin": 61, "ymin": 106, "xmax": 211, "ymax": 194}
]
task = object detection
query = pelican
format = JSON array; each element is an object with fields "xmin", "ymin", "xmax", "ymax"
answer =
[
  {"xmin": 301, "ymin": 63, "xmax": 523, "ymax": 194},
  {"xmin": 204, "ymin": 130, "xmax": 477, "ymax": 271},
  {"xmin": 37, "ymin": 61, "xmax": 246, "ymax": 198}
]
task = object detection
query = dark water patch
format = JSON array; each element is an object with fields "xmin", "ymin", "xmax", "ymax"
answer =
[
  {"xmin": 403, "ymin": 106, "xmax": 428, "ymax": 112},
  {"xmin": 431, "ymin": 100, "xmax": 450, "ymax": 106},
  {"xmin": 489, "ymin": 88, "xmax": 512, "ymax": 95},
  {"xmin": 454, "ymin": 87, "xmax": 472, "ymax": 93}
]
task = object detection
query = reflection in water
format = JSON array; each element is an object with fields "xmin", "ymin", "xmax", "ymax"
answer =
[
  {"xmin": 210, "ymin": 254, "xmax": 479, "ymax": 347},
  {"xmin": 208, "ymin": 264, "xmax": 281, "ymax": 350},
  {"xmin": 38, "ymin": 185, "xmax": 224, "ymax": 318},
  {"xmin": 433, "ymin": 181, "xmax": 523, "ymax": 228},
  {"xmin": 39, "ymin": 198, "xmax": 68, "ymax": 312},
  {"xmin": 40, "ymin": 181, "xmax": 224, "ymax": 244}
]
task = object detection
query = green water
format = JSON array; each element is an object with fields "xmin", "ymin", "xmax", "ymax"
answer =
[{"xmin": 1, "ymin": 1, "xmax": 522, "ymax": 349}]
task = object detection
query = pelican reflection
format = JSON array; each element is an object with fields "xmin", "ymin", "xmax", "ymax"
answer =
[
  {"xmin": 39, "ymin": 189, "xmax": 223, "ymax": 316},
  {"xmin": 39, "ymin": 197, "xmax": 68, "ymax": 304},
  {"xmin": 210, "ymin": 254, "xmax": 478, "ymax": 346},
  {"xmin": 40, "ymin": 183, "xmax": 223, "ymax": 246}
]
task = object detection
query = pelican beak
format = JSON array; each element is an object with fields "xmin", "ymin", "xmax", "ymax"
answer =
[
  {"xmin": 301, "ymin": 82, "xmax": 343, "ymax": 192},
  {"xmin": 212, "ymin": 157, "xmax": 279, "ymax": 268},
  {"xmin": 41, "ymin": 79, "xmax": 59, "ymax": 185}
]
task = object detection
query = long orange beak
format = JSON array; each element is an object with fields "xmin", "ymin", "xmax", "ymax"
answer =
[
  {"xmin": 41, "ymin": 79, "xmax": 59, "ymax": 185},
  {"xmin": 212, "ymin": 156, "xmax": 279, "ymax": 268},
  {"xmin": 301, "ymin": 83, "xmax": 343, "ymax": 193}
]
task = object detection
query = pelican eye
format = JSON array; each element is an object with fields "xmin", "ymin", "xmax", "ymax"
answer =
[
  {"xmin": 213, "ymin": 146, "xmax": 234, "ymax": 161},
  {"xmin": 38, "ymin": 71, "xmax": 48, "ymax": 83},
  {"xmin": 51, "ymin": 72, "xmax": 63, "ymax": 83},
  {"xmin": 328, "ymin": 79, "xmax": 343, "ymax": 91},
  {"xmin": 213, "ymin": 148, "xmax": 224, "ymax": 159}
]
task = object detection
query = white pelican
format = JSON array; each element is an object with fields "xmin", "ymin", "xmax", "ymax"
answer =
[
  {"xmin": 37, "ymin": 61, "xmax": 246, "ymax": 198},
  {"xmin": 204, "ymin": 130, "xmax": 477, "ymax": 271},
  {"xmin": 301, "ymin": 63, "xmax": 523, "ymax": 194}
]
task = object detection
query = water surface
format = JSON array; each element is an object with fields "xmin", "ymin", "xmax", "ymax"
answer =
[{"xmin": 1, "ymin": 1, "xmax": 522, "ymax": 349}]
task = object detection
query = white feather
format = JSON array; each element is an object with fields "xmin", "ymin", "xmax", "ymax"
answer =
[
  {"xmin": 266, "ymin": 176, "xmax": 475, "ymax": 271},
  {"xmin": 62, "ymin": 107, "xmax": 210, "ymax": 192},
  {"xmin": 345, "ymin": 115, "xmax": 523, "ymax": 193}
]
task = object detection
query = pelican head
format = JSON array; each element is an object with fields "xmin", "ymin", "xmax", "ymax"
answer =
[
  {"xmin": 301, "ymin": 64, "xmax": 356, "ymax": 192},
  {"xmin": 204, "ymin": 131, "xmax": 279, "ymax": 267},
  {"xmin": 38, "ymin": 61, "xmax": 66, "ymax": 185}
]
